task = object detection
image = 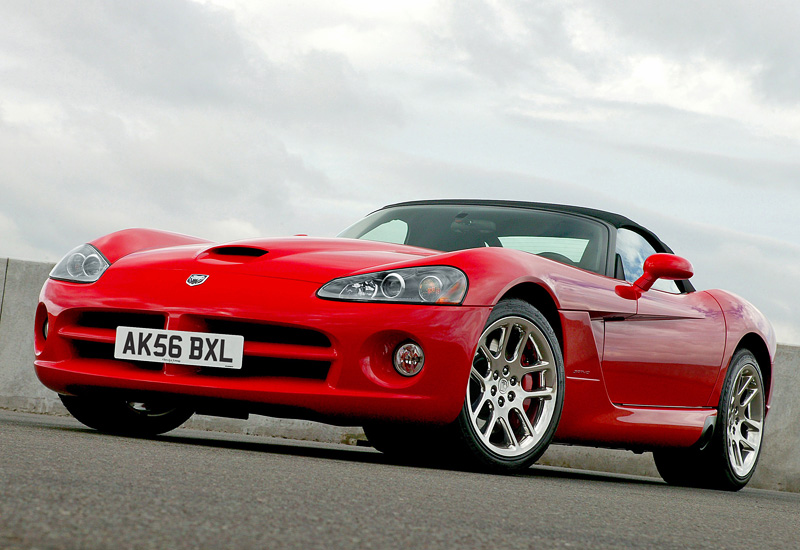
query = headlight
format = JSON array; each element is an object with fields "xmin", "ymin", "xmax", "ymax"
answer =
[
  {"xmin": 317, "ymin": 266, "xmax": 467, "ymax": 305},
  {"xmin": 50, "ymin": 244, "xmax": 110, "ymax": 283}
]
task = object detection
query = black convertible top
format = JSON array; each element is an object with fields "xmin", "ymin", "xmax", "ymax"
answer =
[{"xmin": 381, "ymin": 199, "xmax": 674, "ymax": 253}]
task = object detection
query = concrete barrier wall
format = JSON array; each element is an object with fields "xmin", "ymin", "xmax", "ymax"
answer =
[
  {"xmin": 2, "ymin": 258, "xmax": 798, "ymax": 491},
  {"xmin": 0, "ymin": 259, "xmax": 63, "ymax": 413}
]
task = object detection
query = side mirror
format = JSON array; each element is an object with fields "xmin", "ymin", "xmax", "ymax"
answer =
[
  {"xmin": 635, "ymin": 253, "xmax": 693, "ymax": 292},
  {"xmin": 616, "ymin": 253, "xmax": 693, "ymax": 299}
]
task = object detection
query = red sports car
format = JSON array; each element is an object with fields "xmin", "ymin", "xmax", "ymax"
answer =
[{"xmin": 34, "ymin": 200, "xmax": 775, "ymax": 490}]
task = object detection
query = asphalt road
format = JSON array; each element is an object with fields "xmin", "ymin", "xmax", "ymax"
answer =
[{"xmin": 1, "ymin": 410, "xmax": 798, "ymax": 550}]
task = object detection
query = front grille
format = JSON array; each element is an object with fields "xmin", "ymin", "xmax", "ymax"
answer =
[
  {"xmin": 61, "ymin": 311, "xmax": 335, "ymax": 382},
  {"xmin": 77, "ymin": 311, "xmax": 166, "ymax": 330},
  {"xmin": 72, "ymin": 340, "xmax": 113, "ymax": 359},
  {"xmin": 65, "ymin": 310, "xmax": 167, "ymax": 369},
  {"xmin": 71, "ymin": 340, "xmax": 161, "ymax": 370},
  {"xmin": 201, "ymin": 318, "xmax": 333, "ymax": 380},
  {"xmin": 204, "ymin": 318, "xmax": 331, "ymax": 348}
]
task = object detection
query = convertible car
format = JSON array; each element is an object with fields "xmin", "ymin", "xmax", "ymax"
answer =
[{"xmin": 34, "ymin": 200, "xmax": 774, "ymax": 490}]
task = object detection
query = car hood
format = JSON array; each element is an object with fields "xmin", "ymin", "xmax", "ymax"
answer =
[{"xmin": 108, "ymin": 237, "xmax": 438, "ymax": 283}]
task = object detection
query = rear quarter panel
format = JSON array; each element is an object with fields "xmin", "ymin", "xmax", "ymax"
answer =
[{"xmin": 704, "ymin": 289, "xmax": 777, "ymax": 411}]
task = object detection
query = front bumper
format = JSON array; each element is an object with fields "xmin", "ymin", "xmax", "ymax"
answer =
[{"xmin": 34, "ymin": 268, "xmax": 490, "ymax": 425}]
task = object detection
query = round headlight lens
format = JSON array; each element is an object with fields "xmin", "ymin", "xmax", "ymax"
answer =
[
  {"xmin": 66, "ymin": 253, "xmax": 86, "ymax": 278},
  {"xmin": 419, "ymin": 275, "xmax": 443, "ymax": 302},
  {"xmin": 381, "ymin": 273, "xmax": 405, "ymax": 299},
  {"xmin": 50, "ymin": 244, "xmax": 110, "ymax": 283},
  {"xmin": 82, "ymin": 254, "xmax": 104, "ymax": 277}
]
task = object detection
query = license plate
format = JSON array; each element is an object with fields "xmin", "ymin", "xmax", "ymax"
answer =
[{"xmin": 114, "ymin": 326, "xmax": 244, "ymax": 369}]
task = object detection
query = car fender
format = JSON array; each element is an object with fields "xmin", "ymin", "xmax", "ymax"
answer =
[
  {"xmin": 704, "ymin": 289, "xmax": 777, "ymax": 412},
  {"xmin": 90, "ymin": 229, "xmax": 212, "ymax": 263}
]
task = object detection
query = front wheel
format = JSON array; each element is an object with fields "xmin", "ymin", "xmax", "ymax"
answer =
[
  {"xmin": 363, "ymin": 422, "xmax": 454, "ymax": 464},
  {"xmin": 60, "ymin": 395, "xmax": 194, "ymax": 436},
  {"xmin": 654, "ymin": 349, "xmax": 766, "ymax": 491},
  {"xmin": 453, "ymin": 299, "xmax": 565, "ymax": 472}
]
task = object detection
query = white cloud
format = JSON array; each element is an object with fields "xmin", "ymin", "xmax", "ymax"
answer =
[{"xmin": 1, "ymin": 0, "xmax": 799, "ymax": 344}]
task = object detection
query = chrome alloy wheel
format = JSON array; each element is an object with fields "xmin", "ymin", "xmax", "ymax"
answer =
[
  {"xmin": 725, "ymin": 363, "xmax": 765, "ymax": 478},
  {"xmin": 467, "ymin": 316, "xmax": 558, "ymax": 458}
]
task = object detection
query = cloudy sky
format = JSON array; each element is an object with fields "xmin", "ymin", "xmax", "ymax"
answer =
[{"xmin": 2, "ymin": 0, "xmax": 799, "ymax": 344}]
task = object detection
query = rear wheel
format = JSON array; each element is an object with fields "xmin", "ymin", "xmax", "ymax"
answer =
[
  {"xmin": 653, "ymin": 447, "xmax": 705, "ymax": 487},
  {"xmin": 654, "ymin": 349, "xmax": 765, "ymax": 491},
  {"xmin": 453, "ymin": 299, "xmax": 565, "ymax": 472},
  {"xmin": 60, "ymin": 395, "xmax": 194, "ymax": 436}
]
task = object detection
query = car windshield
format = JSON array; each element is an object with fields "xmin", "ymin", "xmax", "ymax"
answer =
[{"xmin": 338, "ymin": 204, "xmax": 609, "ymax": 275}]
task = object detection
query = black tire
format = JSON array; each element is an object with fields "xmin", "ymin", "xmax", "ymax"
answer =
[
  {"xmin": 452, "ymin": 299, "xmax": 565, "ymax": 472},
  {"xmin": 363, "ymin": 422, "xmax": 455, "ymax": 464},
  {"xmin": 363, "ymin": 423, "xmax": 418, "ymax": 457},
  {"xmin": 653, "ymin": 447, "xmax": 707, "ymax": 487},
  {"xmin": 60, "ymin": 394, "xmax": 194, "ymax": 436},
  {"xmin": 654, "ymin": 349, "xmax": 766, "ymax": 491}
]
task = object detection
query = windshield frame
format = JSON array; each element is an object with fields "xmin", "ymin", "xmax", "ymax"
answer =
[{"xmin": 338, "ymin": 203, "xmax": 614, "ymax": 276}]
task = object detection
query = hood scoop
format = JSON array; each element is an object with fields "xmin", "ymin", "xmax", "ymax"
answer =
[
  {"xmin": 211, "ymin": 246, "xmax": 268, "ymax": 257},
  {"xmin": 198, "ymin": 245, "xmax": 269, "ymax": 262}
]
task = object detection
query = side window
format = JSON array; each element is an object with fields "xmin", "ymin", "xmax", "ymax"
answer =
[
  {"xmin": 359, "ymin": 219, "xmax": 408, "ymax": 245},
  {"xmin": 616, "ymin": 228, "xmax": 680, "ymax": 293}
]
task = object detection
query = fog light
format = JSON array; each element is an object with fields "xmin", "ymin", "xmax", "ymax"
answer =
[
  {"xmin": 393, "ymin": 342, "xmax": 424, "ymax": 377},
  {"xmin": 42, "ymin": 318, "xmax": 49, "ymax": 340}
]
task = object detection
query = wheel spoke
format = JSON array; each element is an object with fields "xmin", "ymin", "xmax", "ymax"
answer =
[
  {"xmin": 529, "ymin": 337, "xmax": 547, "ymax": 365},
  {"xmin": 471, "ymin": 366, "xmax": 489, "ymax": 385},
  {"xmin": 736, "ymin": 375, "xmax": 753, "ymax": 399},
  {"xmin": 493, "ymin": 326, "xmax": 508, "ymax": 358},
  {"xmin": 482, "ymin": 411, "xmax": 498, "ymax": 437},
  {"xmin": 497, "ymin": 415, "xmax": 518, "ymax": 449},
  {"xmin": 499, "ymin": 325, "xmax": 516, "ymax": 360},
  {"xmin": 511, "ymin": 331, "xmax": 549, "ymax": 373},
  {"xmin": 517, "ymin": 361, "xmax": 551, "ymax": 378},
  {"xmin": 512, "ymin": 405, "xmax": 536, "ymax": 439},
  {"xmin": 508, "ymin": 326, "xmax": 533, "ymax": 365},
  {"xmin": 478, "ymin": 343, "xmax": 495, "ymax": 365},
  {"xmin": 471, "ymin": 394, "xmax": 490, "ymax": 415},
  {"xmin": 742, "ymin": 418, "xmax": 762, "ymax": 433},
  {"xmin": 731, "ymin": 436, "xmax": 744, "ymax": 467},
  {"xmin": 739, "ymin": 436, "xmax": 757, "ymax": 453},
  {"xmin": 740, "ymin": 386, "xmax": 759, "ymax": 409},
  {"xmin": 523, "ymin": 387, "xmax": 555, "ymax": 401}
]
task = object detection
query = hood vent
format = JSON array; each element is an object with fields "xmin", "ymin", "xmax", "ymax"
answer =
[
  {"xmin": 212, "ymin": 246, "xmax": 268, "ymax": 257},
  {"xmin": 205, "ymin": 246, "xmax": 269, "ymax": 259}
]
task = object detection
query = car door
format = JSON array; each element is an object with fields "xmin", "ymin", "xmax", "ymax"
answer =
[{"xmin": 601, "ymin": 228, "xmax": 726, "ymax": 407}]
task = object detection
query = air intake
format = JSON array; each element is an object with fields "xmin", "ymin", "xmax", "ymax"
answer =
[{"xmin": 208, "ymin": 246, "xmax": 268, "ymax": 258}]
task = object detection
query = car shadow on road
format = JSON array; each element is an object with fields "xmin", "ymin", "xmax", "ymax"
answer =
[
  {"xmin": 165, "ymin": 430, "xmax": 666, "ymax": 487},
  {"xmin": 22, "ymin": 412, "xmax": 665, "ymax": 488},
  {"xmin": 146, "ymin": 428, "xmax": 668, "ymax": 487},
  {"xmin": 524, "ymin": 464, "xmax": 664, "ymax": 487}
]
